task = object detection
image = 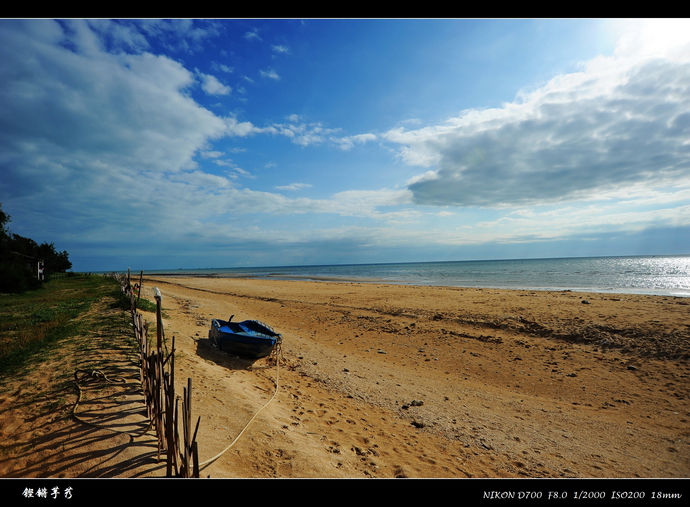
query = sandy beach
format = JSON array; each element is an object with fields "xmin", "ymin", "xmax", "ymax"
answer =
[
  {"xmin": 130, "ymin": 276, "xmax": 688, "ymax": 478},
  {"xmin": 1, "ymin": 276, "xmax": 688, "ymax": 479}
]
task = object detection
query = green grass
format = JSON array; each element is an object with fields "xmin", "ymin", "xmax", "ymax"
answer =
[
  {"xmin": 112, "ymin": 290, "xmax": 160, "ymax": 314},
  {"xmin": 0, "ymin": 275, "xmax": 122, "ymax": 377},
  {"xmin": 136, "ymin": 297, "xmax": 159, "ymax": 313}
]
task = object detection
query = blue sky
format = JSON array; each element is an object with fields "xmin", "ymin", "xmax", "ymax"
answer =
[{"xmin": 2, "ymin": 18, "xmax": 690, "ymax": 272}]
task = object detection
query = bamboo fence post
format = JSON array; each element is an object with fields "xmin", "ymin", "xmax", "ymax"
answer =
[
  {"xmin": 154, "ymin": 288, "xmax": 165, "ymax": 456},
  {"xmin": 192, "ymin": 441, "xmax": 200, "ymax": 478},
  {"xmin": 174, "ymin": 396, "xmax": 180, "ymax": 477},
  {"xmin": 115, "ymin": 272, "xmax": 201, "ymax": 477},
  {"xmin": 154, "ymin": 288, "xmax": 163, "ymax": 351},
  {"xmin": 157, "ymin": 351, "xmax": 165, "ymax": 456},
  {"xmin": 181, "ymin": 386, "xmax": 187, "ymax": 477},
  {"xmin": 165, "ymin": 334, "xmax": 176, "ymax": 477},
  {"xmin": 191, "ymin": 416, "xmax": 201, "ymax": 478},
  {"xmin": 183, "ymin": 379, "xmax": 191, "ymax": 477}
]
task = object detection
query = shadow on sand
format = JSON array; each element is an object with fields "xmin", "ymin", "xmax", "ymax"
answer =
[{"xmin": 192, "ymin": 336, "xmax": 269, "ymax": 371}]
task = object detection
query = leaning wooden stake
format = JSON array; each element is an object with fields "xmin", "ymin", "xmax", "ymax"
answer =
[
  {"xmin": 183, "ymin": 379, "xmax": 191, "ymax": 477},
  {"xmin": 165, "ymin": 335, "xmax": 176, "ymax": 477},
  {"xmin": 191, "ymin": 416, "xmax": 201, "ymax": 478}
]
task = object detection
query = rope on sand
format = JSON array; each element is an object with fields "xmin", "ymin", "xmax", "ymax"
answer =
[
  {"xmin": 198, "ymin": 342, "xmax": 283, "ymax": 471},
  {"xmin": 72, "ymin": 369, "xmax": 154, "ymax": 439},
  {"xmin": 72, "ymin": 339, "xmax": 283, "ymax": 469}
]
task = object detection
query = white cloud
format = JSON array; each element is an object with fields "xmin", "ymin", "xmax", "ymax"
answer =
[
  {"xmin": 335, "ymin": 133, "xmax": 377, "ymax": 150},
  {"xmin": 276, "ymin": 183, "xmax": 313, "ymax": 191},
  {"xmin": 260, "ymin": 68, "xmax": 280, "ymax": 80},
  {"xmin": 272, "ymin": 44, "xmax": 289, "ymax": 54},
  {"xmin": 0, "ymin": 20, "xmax": 232, "ymax": 183},
  {"xmin": 231, "ymin": 167, "xmax": 253, "ymax": 178},
  {"xmin": 225, "ymin": 117, "xmax": 260, "ymax": 137},
  {"xmin": 326, "ymin": 189, "xmax": 414, "ymax": 217},
  {"xmin": 171, "ymin": 170, "xmax": 235, "ymax": 189},
  {"xmin": 212, "ymin": 160, "xmax": 235, "ymax": 167},
  {"xmin": 262, "ymin": 121, "xmax": 342, "ymax": 146},
  {"xmin": 87, "ymin": 19, "xmax": 151, "ymax": 53},
  {"xmin": 390, "ymin": 37, "xmax": 690, "ymax": 208},
  {"xmin": 198, "ymin": 72, "xmax": 231, "ymax": 95},
  {"xmin": 464, "ymin": 202, "xmax": 690, "ymax": 246},
  {"xmin": 132, "ymin": 19, "xmax": 223, "ymax": 53},
  {"xmin": 0, "ymin": 20, "xmax": 269, "ymax": 242},
  {"xmin": 214, "ymin": 63, "xmax": 234, "ymax": 73}
]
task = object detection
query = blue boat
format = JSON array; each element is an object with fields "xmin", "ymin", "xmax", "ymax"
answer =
[{"xmin": 209, "ymin": 316, "xmax": 281, "ymax": 359}]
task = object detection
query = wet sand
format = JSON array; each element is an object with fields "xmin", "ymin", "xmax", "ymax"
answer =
[{"xmin": 138, "ymin": 276, "xmax": 689, "ymax": 478}]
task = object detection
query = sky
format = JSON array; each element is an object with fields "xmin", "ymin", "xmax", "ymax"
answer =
[{"xmin": 1, "ymin": 18, "xmax": 690, "ymax": 272}]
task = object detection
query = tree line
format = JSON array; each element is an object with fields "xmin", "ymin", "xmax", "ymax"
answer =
[{"xmin": 1, "ymin": 203, "xmax": 72, "ymax": 293}]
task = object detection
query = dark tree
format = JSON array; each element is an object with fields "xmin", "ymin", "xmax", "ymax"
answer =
[{"xmin": 0, "ymin": 203, "xmax": 73, "ymax": 293}]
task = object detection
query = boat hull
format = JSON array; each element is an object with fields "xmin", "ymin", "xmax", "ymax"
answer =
[{"xmin": 209, "ymin": 319, "xmax": 280, "ymax": 359}]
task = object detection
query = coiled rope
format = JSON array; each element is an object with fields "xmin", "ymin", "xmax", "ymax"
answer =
[{"xmin": 72, "ymin": 369, "xmax": 154, "ymax": 438}]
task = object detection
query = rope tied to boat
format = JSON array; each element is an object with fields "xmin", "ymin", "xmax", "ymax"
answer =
[{"xmin": 198, "ymin": 343, "xmax": 283, "ymax": 471}]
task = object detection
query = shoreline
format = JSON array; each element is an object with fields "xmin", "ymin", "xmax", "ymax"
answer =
[
  {"xmin": 140, "ymin": 272, "xmax": 690, "ymax": 298},
  {"xmin": 109, "ymin": 254, "xmax": 690, "ymax": 299}
]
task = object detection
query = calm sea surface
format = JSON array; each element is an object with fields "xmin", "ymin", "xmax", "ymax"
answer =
[{"xmin": 143, "ymin": 255, "xmax": 690, "ymax": 297}]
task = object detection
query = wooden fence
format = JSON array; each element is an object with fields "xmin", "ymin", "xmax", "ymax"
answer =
[{"xmin": 116, "ymin": 269, "xmax": 200, "ymax": 477}]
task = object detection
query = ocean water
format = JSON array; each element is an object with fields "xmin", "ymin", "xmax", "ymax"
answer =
[{"xmin": 145, "ymin": 255, "xmax": 690, "ymax": 297}]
